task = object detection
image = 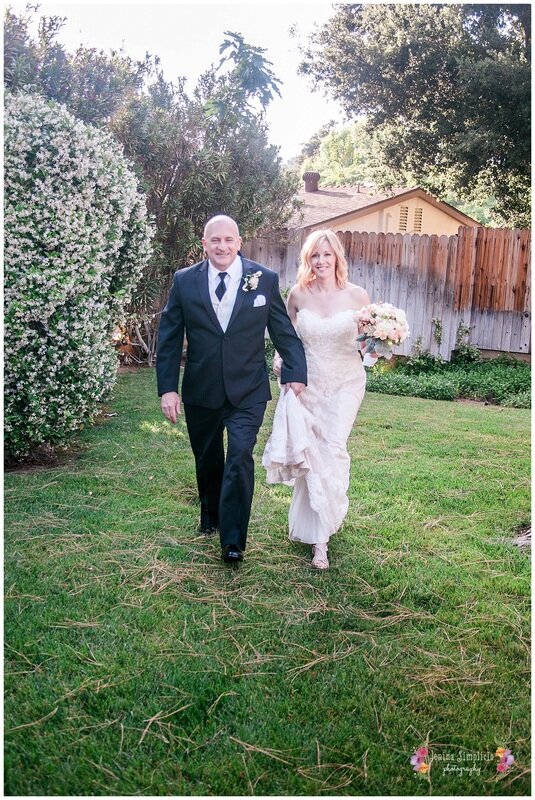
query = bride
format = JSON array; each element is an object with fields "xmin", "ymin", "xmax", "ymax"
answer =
[{"xmin": 263, "ymin": 229, "xmax": 372, "ymax": 570}]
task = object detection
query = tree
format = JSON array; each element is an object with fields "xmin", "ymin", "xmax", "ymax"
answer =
[
  {"xmin": 4, "ymin": 93, "xmax": 152, "ymax": 460},
  {"xmin": 297, "ymin": 121, "xmax": 495, "ymax": 224},
  {"xmin": 298, "ymin": 121, "xmax": 390, "ymax": 185},
  {"xmin": 5, "ymin": 9, "xmax": 300, "ymax": 362},
  {"xmin": 111, "ymin": 42, "xmax": 299, "ymax": 362},
  {"xmin": 203, "ymin": 30, "xmax": 282, "ymax": 123},
  {"xmin": 4, "ymin": 6, "xmax": 152, "ymax": 123},
  {"xmin": 196, "ymin": 32, "xmax": 300, "ymax": 237},
  {"xmin": 298, "ymin": 121, "xmax": 337, "ymax": 160},
  {"xmin": 299, "ymin": 4, "xmax": 531, "ymax": 226}
]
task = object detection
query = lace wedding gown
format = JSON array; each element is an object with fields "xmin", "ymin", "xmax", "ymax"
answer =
[{"xmin": 263, "ymin": 308, "xmax": 367, "ymax": 545}]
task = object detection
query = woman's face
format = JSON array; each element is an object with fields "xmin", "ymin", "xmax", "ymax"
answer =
[{"xmin": 310, "ymin": 239, "xmax": 337, "ymax": 279}]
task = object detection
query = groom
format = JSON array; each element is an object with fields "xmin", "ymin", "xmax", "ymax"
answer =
[{"xmin": 157, "ymin": 215, "xmax": 307, "ymax": 564}]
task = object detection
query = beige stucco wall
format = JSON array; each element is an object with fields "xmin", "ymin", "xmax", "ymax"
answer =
[{"xmin": 313, "ymin": 197, "xmax": 465, "ymax": 236}]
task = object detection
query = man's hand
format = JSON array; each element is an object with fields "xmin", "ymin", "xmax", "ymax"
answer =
[
  {"xmin": 284, "ymin": 382, "xmax": 306, "ymax": 397},
  {"xmin": 161, "ymin": 391, "xmax": 181, "ymax": 424}
]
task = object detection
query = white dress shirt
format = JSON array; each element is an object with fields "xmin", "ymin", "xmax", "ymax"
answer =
[{"xmin": 208, "ymin": 256, "xmax": 242, "ymax": 332}]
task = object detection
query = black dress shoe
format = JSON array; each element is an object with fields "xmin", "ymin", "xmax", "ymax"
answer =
[{"xmin": 221, "ymin": 545, "xmax": 244, "ymax": 563}]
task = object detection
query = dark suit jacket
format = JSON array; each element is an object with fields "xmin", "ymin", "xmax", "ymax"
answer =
[{"xmin": 156, "ymin": 258, "xmax": 307, "ymax": 408}]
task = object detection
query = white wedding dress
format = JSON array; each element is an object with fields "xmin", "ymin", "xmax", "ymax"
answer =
[{"xmin": 263, "ymin": 308, "xmax": 367, "ymax": 545}]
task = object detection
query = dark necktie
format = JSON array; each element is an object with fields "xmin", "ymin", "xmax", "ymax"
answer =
[{"xmin": 215, "ymin": 272, "xmax": 228, "ymax": 301}]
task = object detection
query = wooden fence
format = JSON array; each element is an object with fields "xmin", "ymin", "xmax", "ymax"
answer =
[{"xmin": 242, "ymin": 227, "xmax": 531, "ymax": 360}]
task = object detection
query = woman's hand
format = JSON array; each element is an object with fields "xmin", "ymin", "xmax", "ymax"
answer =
[{"xmin": 272, "ymin": 351, "xmax": 282, "ymax": 377}]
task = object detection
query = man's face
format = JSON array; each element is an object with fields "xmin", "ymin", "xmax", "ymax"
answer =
[{"xmin": 202, "ymin": 219, "xmax": 242, "ymax": 271}]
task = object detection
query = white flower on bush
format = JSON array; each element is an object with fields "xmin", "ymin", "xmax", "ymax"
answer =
[{"xmin": 4, "ymin": 93, "xmax": 154, "ymax": 460}]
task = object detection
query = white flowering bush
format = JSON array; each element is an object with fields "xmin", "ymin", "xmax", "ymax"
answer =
[{"xmin": 5, "ymin": 93, "xmax": 153, "ymax": 460}]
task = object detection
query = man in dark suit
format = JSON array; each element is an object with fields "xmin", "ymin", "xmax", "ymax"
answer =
[{"xmin": 157, "ymin": 215, "xmax": 307, "ymax": 565}]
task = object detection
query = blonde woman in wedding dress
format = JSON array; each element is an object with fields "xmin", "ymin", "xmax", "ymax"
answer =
[{"xmin": 263, "ymin": 229, "xmax": 372, "ymax": 570}]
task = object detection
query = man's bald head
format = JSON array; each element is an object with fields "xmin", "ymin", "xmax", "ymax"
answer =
[
  {"xmin": 203, "ymin": 215, "xmax": 240, "ymax": 239},
  {"xmin": 202, "ymin": 215, "xmax": 242, "ymax": 271}
]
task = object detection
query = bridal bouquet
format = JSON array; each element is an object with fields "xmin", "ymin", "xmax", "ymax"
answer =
[{"xmin": 357, "ymin": 302, "xmax": 410, "ymax": 360}]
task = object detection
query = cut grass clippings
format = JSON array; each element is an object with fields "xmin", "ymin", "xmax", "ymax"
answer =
[{"xmin": 4, "ymin": 369, "xmax": 530, "ymax": 796}]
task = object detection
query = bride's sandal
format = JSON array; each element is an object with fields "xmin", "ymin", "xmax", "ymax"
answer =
[{"xmin": 312, "ymin": 544, "xmax": 329, "ymax": 570}]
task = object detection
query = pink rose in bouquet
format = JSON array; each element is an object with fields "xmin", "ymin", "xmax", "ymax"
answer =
[{"xmin": 357, "ymin": 302, "xmax": 410, "ymax": 360}]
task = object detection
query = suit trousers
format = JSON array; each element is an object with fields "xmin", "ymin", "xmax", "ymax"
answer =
[{"xmin": 183, "ymin": 401, "xmax": 267, "ymax": 551}]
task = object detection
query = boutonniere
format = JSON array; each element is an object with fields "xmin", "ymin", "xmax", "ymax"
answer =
[{"xmin": 242, "ymin": 270, "xmax": 262, "ymax": 292}]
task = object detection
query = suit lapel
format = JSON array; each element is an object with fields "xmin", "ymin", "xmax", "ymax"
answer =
[
  {"xmin": 226, "ymin": 262, "xmax": 248, "ymax": 330},
  {"xmin": 196, "ymin": 261, "xmax": 223, "ymax": 332}
]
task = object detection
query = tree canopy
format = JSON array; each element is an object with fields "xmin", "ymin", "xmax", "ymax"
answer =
[
  {"xmin": 4, "ymin": 9, "xmax": 298, "ymax": 253},
  {"xmin": 296, "ymin": 121, "xmax": 496, "ymax": 225},
  {"xmin": 297, "ymin": 121, "xmax": 391, "ymax": 186},
  {"xmin": 4, "ymin": 7, "xmax": 300, "ymax": 359},
  {"xmin": 4, "ymin": 7, "xmax": 152, "ymax": 122},
  {"xmin": 299, "ymin": 3, "xmax": 531, "ymax": 227}
]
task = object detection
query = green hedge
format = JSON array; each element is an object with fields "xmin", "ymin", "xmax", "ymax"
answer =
[{"xmin": 366, "ymin": 355, "xmax": 530, "ymax": 407}]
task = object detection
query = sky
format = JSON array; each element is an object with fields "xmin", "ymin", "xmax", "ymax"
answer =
[{"xmin": 11, "ymin": 0, "xmax": 348, "ymax": 162}]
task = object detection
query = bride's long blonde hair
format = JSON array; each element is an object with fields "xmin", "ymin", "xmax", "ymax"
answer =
[{"xmin": 296, "ymin": 229, "xmax": 349, "ymax": 289}]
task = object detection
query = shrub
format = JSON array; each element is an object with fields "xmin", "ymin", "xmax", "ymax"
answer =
[
  {"xmin": 366, "ymin": 350, "xmax": 530, "ymax": 407},
  {"xmin": 452, "ymin": 321, "xmax": 482, "ymax": 364},
  {"xmin": 366, "ymin": 372, "xmax": 460, "ymax": 401},
  {"xmin": 500, "ymin": 391, "xmax": 531, "ymax": 409},
  {"xmin": 264, "ymin": 337, "xmax": 276, "ymax": 374},
  {"xmin": 4, "ymin": 93, "xmax": 153, "ymax": 460},
  {"xmin": 453, "ymin": 360, "xmax": 531, "ymax": 404},
  {"xmin": 403, "ymin": 349, "xmax": 444, "ymax": 375},
  {"xmin": 451, "ymin": 346, "xmax": 483, "ymax": 365}
]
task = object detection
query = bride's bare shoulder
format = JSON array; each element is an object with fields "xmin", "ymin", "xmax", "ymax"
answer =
[
  {"xmin": 346, "ymin": 283, "xmax": 370, "ymax": 305},
  {"xmin": 288, "ymin": 284, "xmax": 306, "ymax": 304}
]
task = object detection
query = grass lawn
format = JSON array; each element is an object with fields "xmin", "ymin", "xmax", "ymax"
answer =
[{"xmin": 4, "ymin": 369, "xmax": 530, "ymax": 796}]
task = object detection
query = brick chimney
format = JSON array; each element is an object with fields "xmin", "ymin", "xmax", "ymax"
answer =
[{"xmin": 303, "ymin": 171, "xmax": 320, "ymax": 192}]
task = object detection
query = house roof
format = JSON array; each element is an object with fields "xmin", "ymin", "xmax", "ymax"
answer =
[{"xmin": 290, "ymin": 184, "xmax": 480, "ymax": 230}]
